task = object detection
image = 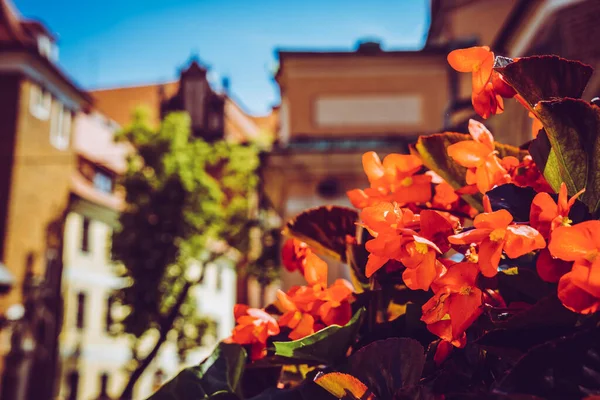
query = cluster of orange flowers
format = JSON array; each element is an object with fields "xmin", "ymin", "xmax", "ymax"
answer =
[
  {"xmin": 228, "ymin": 45, "xmax": 600, "ymax": 365},
  {"xmin": 347, "ymin": 117, "xmax": 597, "ymax": 359},
  {"xmin": 229, "ymin": 238, "xmax": 353, "ymax": 360}
]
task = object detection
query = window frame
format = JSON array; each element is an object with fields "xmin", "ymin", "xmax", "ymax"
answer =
[
  {"xmin": 76, "ymin": 292, "xmax": 86, "ymax": 330},
  {"xmin": 29, "ymin": 83, "xmax": 51, "ymax": 120},
  {"xmin": 50, "ymin": 102, "xmax": 72, "ymax": 150},
  {"xmin": 81, "ymin": 217, "xmax": 91, "ymax": 253}
]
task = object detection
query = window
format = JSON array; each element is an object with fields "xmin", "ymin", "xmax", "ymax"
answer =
[
  {"xmin": 105, "ymin": 295, "xmax": 114, "ymax": 333},
  {"xmin": 76, "ymin": 292, "xmax": 86, "ymax": 329},
  {"xmin": 184, "ymin": 78, "xmax": 206, "ymax": 129},
  {"xmin": 67, "ymin": 370, "xmax": 79, "ymax": 400},
  {"xmin": 106, "ymin": 230, "xmax": 113, "ymax": 261},
  {"xmin": 215, "ymin": 267, "xmax": 222, "ymax": 292},
  {"xmin": 81, "ymin": 218, "xmax": 90, "ymax": 253},
  {"xmin": 50, "ymin": 102, "xmax": 72, "ymax": 150},
  {"xmin": 99, "ymin": 373, "xmax": 109, "ymax": 396},
  {"xmin": 29, "ymin": 83, "xmax": 51, "ymax": 120},
  {"xmin": 93, "ymin": 171, "xmax": 113, "ymax": 193}
]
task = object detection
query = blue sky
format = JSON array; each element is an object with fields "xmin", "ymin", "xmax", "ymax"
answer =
[{"xmin": 14, "ymin": 0, "xmax": 430, "ymax": 115}]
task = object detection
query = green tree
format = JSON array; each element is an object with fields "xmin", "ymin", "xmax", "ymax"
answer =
[{"xmin": 111, "ymin": 110, "xmax": 260, "ymax": 399}]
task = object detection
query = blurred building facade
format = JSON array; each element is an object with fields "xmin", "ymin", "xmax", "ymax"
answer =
[
  {"xmin": 57, "ymin": 111, "xmax": 180, "ymax": 400},
  {"xmin": 0, "ymin": 0, "xmax": 92, "ymax": 397}
]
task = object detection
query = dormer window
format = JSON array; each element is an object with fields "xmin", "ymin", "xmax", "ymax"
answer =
[
  {"xmin": 37, "ymin": 35, "xmax": 54, "ymax": 60},
  {"xmin": 184, "ymin": 78, "xmax": 207, "ymax": 130}
]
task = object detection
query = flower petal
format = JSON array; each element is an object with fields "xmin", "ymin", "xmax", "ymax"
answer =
[
  {"xmin": 304, "ymin": 252, "xmax": 328, "ymax": 287},
  {"xmin": 468, "ymin": 119, "xmax": 494, "ymax": 150},
  {"xmin": 365, "ymin": 254, "xmax": 389, "ymax": 278},
  {"xmin": 289, "ymin": 313, "xmax": 315, "ymax": 340},
  {"xmin": 382, "ymin": 153, "xmax": 423, "ymax": 176},
  {"xmin": 472, "ymin": 51, "xmax": 494, "ymax": 94},
  {"xmin": 447, "ymin": 141, "xmax": 489, "ymax": 168},
  {"xmin": 362, "ymin": 151, "xmax": 385, "ymax": 183},
  {"xmin": 558, "ymin": 267, "xmax": 600, "ymax": 314},
  {"xmin": 402, "ymin": 250, "xmax": 439, "ymax": 291},
  {"xmin": 474, "ymin": 209, "xmax": 513, "ymax": 230},
  {"xmin": 548, "ymin": 221, "xmax": 600, "ymax": 261},
  {"xmin": 536, "ymin": 248, "xmax": 572, "ymax": 283},
  {"xmin": 448, "ymin": 228, "xmax": 491, "ymax": 245},
  {"xmin": 478, "ymin": 237, "xmax": 504, "ymax": 277},
  {"xmin": 448, "ymin": 288, "xmax": 483, "ymax": 338},
  {"xmin": 503, "ymin": 225, "xmax": 546, "ymax": 259},
  {"xmin": 447, "ymin": 46, "xmax": 492, "ymax": 73}
]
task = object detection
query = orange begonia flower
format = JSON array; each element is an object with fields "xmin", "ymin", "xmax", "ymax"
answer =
[
  {"xmin": 447, "ymin": 120, "xmax": 510, "ymax": 194},
  {"xmin": 277, "ymin": 290, "xmax": 316, "ymax": 340},
  {"xmin": 530, "ymin": 182, "xmax": 585, "ymax": 239},
  {"xmin": 361, "ymin": 205, "xmax": 450, "ymax": 290},
  {"xmin": 230, "ymin": 306, "xmax": 280, "ymax": 360},
  {"xmin": 548, "ymin": 221, "xmax": 600, "ymax": 314},
  {"xmin": 317, "ymin": 279, "xmax": 354, "ymax": 326},
  {"xmin": 472, "ymin": 81, "xmax": 504, "ymax": 119},
  {"xmin": 447, "ymin": 46, "xmax": 494, "ymax": 94},
  {"xmin": 449, "ymin": 196, "xmax": 545, "ymax": 277},
  {"xmin": 422, "ymin": 262, "xmax": 483, "ymax": 347},
  {"xmin": 433, "ymin": 181, "xmax": 459, "ymax": 210},
  {"xmin": 276, "ymin": 249, "xmax": 354, "ymax": 340},
  {"xmin": 281, "ymin": 238, "xmax": 310, "ymax": 274},
  {"xmin": 347, "ymin": 151, "xmax": 432, "ymax": 209},
  {"xmin": 448, "ymin": 46, "xmax": 512, "ymax": 119}
]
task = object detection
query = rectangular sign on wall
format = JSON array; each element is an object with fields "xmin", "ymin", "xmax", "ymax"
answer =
[{"xmin": 314, "ymin": 95, "xmax": 422, "ymax": 127}]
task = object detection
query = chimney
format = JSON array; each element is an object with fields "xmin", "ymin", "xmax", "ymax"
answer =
[{"xmin": 222, "ymin": 77, "xmax": 230, "ymax": 95}]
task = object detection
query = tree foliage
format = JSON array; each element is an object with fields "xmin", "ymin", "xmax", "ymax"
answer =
[{"xmin": 111, "ymin": 109, "xmax": 260, "ymax": 396}]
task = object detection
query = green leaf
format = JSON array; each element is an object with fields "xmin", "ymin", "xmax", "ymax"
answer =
[
  {"xmin": 348, "ymin": 338, "xmax": 425, "ymax": 399},
  {"xmin": 414, "ymin": 133, "xmax": 527, "ymax": 211},
  {"xmin": 274, "ymin": 308, "xmax": 365, "ymax": 364},
  {"xmin": 284, "ymin": 206, "xmax": 359, "ymax": 262},
  {"xmin": 148, "ymin": 343, "xmax": 246, "ymax": 400},
  {"xmin": 495, "ymin": 55, "xmax": 593, "ymax": 109},
  {"xmin": 534, "ymin": 99, "xmax": 600, "ymax": 215}
]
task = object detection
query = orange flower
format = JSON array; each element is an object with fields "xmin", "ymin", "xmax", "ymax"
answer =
[
  {"xmin": 447, "ymin": 46, "xmax": 494, "ymax": 94},
  {"xmin": 448, "ymin": 196, "xmax": 545, "ymax": 277},
  {"xmin": 422, "ymin": 262, "xmax": 483, "ymax": 347},
  {"xmin": 230, "ymin": 305, "xmax": 280, "ymax": 360},
  {"xmin": 447, "ymin": 46, "xmax": 509, "ymax": 119},
  {"xmin": 347, "ymin": 151, "xmax": 432, "ymax": 209},
  {"xmin": 433, "ymin": 181, "xmax": 459, "ymax": 210},
  {"xmin": 548, "ymin": 221, "xmax": 600, "ymax": 314},
  {"xmin": 281, "ymin": 238, "xmax": 310, "ymax": 273},
  {"xmin": 472, "ymin": 81, "xmax": 504, "ymax": 119},
  {"xmin": 530, "ymin": 182, "xmax": 585, "ymax": 239},
  {"xmin": 447, "ymin": 119, "xmax": 511, "ymax": 194},
  {"xmin": 316, "ymin": 279, "xmax": 354, "ymax": 326},
  {"xmin": 276, "ymin": 290, "xmax": 316, "ymax": 340},
  {"xmin": 361, "ymin": 206, "xmax": 450, "ymax": 290}
]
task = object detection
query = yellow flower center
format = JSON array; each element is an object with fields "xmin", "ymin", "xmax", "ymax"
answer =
[
  {"xmin": 459, "ymin": 286, "xmax": 472, "ymax": 296},
  {"xmin": 415, "ymin": 242, "xmax": 429, "ymax": 255},
  {"xmin": 400, "ymin": 177, "xmax": 413, "ymax": 187},
  {"xmin": 561, "ymin": 217, "xmax": 572, "ymax": 227},
  {"xmin": 441, "ymin": 313, "xmax": 451, "ymax": 321},
  {"xmin": 489, "ymin": 228, "xmax": 506, "ymax": 242}
]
